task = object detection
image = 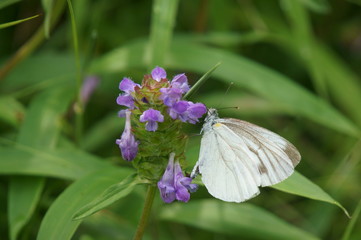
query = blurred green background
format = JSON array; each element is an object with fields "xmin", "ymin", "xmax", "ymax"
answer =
[{"xmin": 1, "ymin": 0, "xmax": 361, "ymax": 239}]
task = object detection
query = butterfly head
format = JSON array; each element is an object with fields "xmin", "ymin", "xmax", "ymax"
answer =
[{"xmin": 202, "ymin": 108, "xmax": 219, "ymax": 132}]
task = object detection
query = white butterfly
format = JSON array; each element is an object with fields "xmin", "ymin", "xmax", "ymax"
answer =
[{"xmin": 191, "ymin": 108, "xmax": 301, "ymax": 203}]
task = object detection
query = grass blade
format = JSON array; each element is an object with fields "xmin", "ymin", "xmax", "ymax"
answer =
[
  {"xmin": 73, "ymin": 173, "xmax": 142, "ymax": 220},
  {"xmin": 183, "ymin": 62, "xmax": 221, "ymax": 100},
  {"xmin": 0, "ymin": 15, "xmax": 40, "ymax": 29},
  {"xmin": 37, "ymin": 167, "xmax": 133, "ymax": 240},
  {"xmin": 160, "ymin": 199, "xmax": 319, "ymax": 240}
]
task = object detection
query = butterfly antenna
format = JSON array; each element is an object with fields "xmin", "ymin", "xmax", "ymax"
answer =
[{"xmin": 215, "ymin": 82, "xmax": 234, "ymax": 109}]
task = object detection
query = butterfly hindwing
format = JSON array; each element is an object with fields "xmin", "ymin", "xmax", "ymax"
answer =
[
  {"xmin": 220, "ymin": 118, "xmax": 301, "ymax": 186},
  {"xmin": 196, "ymin": 117, "xmax": 301, "ymax": 202}
]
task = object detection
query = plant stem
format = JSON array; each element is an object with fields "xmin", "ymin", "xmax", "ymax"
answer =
[
  {"xmin": 66, "ymin": 0, "xmax": 83, "ymax": 146},
  {"xmin": 133, "ymin": 185, "xmax": 157, "ymax": 240}
]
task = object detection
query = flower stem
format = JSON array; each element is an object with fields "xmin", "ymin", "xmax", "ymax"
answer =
[{"xmin": 133, "ymin": 185, "xmax": 157, "ymax": 240}]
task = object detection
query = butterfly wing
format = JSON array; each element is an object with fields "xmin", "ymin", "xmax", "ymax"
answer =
[
  {"xmin": 220, "ymin": 118, "xmax": 301, "ymax": 187},
  {"xmin": 196, "ymin": 125, "xmax": 261, "ymax": 202},
  {"xmin": 195, "ymin": 118, "xmax": 301, "ymax": 202}
]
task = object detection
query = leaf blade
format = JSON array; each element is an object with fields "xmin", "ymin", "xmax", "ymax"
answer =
[
  {"xmin": 73, "ymin": 173, "xmax": 141, "ymax": 220},
  {"xmin": 37, "ymin": 167, "xmax": 133, "ymax": 240},
  {"xmin": 160, "ymin": 199, "xmax": 319, "ymax": 240},
  {"xmin": 272, "ymin": 172, "xmax": 350, "ymax": 217}
]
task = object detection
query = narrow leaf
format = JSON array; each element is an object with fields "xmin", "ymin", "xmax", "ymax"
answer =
[
  {"xmin": 0, "ymin": 96, "xmax": 24, "ymax": 128},
  {"xmin": 0, "ymin": 15, "xmax": 40, "ymax": 29},
  {"xmin": 37, "ymin": 168, "xmax": 133, "ymax": 240},
  {"xmin": 8, "ymin": 86, "xmax": 75, "ymax": 240},
  {"xmin": 147, "ymin": 0, "xmax": 179, "ymax": 67},
  {"xmin": 272, "ymin": 171, "xmax": 350, "ymax": 217},
  {"xmin": 73, "ymin": 173, "xmax": 142, "ymax": 220},
  {"xmin": 42, "ymin": 0, "xmax": 55, "ymax": 37},
  {"xmin": 342, "ymin": 199, "xmax": 361, "ymax": 240},
  {"xmin": 160, "ymin": 199, "xmax": 319, "ymax": 240},
  {"xmin": 8, "ymin": 177, "xmax": 44, "ymax": 240},
  {"xmin": 183, "ymin": 62, "xmax": 221, "ymax": 100},
  {"xmin": 0, "ymin": 147, "xmax": 112, "ymax": 180}
]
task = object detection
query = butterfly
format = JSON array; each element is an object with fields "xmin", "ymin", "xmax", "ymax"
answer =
[{"xmin": 191, "ymin": 108, "xmax": 301, "ymax": 203}]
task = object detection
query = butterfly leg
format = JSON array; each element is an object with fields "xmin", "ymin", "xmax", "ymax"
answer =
[{"xmin": 190, "ymin": 161, "xmax": 200, "ymax": 179}]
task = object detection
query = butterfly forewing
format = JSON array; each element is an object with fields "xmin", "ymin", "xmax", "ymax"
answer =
[
  {"xmin": 196, "ymin": 115, "xmax": 301, "ymax": 203},
  {"xmin": 198, "ymin": 129, "xmax": 261, "ymax": 202}
]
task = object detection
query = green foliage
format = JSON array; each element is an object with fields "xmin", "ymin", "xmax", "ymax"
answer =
[
  {"xmin": 0, "ymin": 0, "xmax": 360, "ymax": 239},
  {"xmin": 160, "ymin": 199, "xmax": 320, "ymax": 240},
  {"xmin": 0, "ymin": 15, "xmax": 40, "ymax": 29}
]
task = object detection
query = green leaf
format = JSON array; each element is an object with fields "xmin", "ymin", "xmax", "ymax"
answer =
[
  {"xmin": 2, "ymin": 52, "xmax": 75, "ymax": 92},
  {"xmin": 0, "ymin": 14, "xmax": 40, "ymax": 29},
  {"xmin": 42, "ymin": 0, "xmax": 55, "ymax": 38},
  {"xmin": 8, "ymin": 177, "xmax": 45, "ymax": 240},
  {"xmin": 0, "ymin": 0, "xmax": 21, "ymax": 10},
  {"xmin": 294, "ymin": 0, "xmax": 330, "ymax": 13},
  {"xmin": 17, "ymin": 87, "xmax": 75, "ymax": 147},
  {"xmin": 183, "ymin": 62, "xmax": 221, "ymax": 100},
  {"xmin": 0, "ymin": 96, "xmax": 25, "ymax": 128},
  {"xmin": 272, "ymin": 171, "xmax": 350, "ymax": 217},
  {"xmin": 160, "ymin": 199, "xmax": 319, "ymax": 240},
  {"xmin": 148, "ymin": 0, "xmax": 179, "ymax": 67},
  {"xmin": 342, "ymin": 199, "xmax": 361, "ymax": 240},
  {"xmin": 73, "ymin": 173, "xmax": 142, "ymax": 220},
  {"xmin": 0, "ymin": 147, "xmax": 112, "ymax": 180},
  {"xmin": 90, "ymin": 40, "xmax": 360, "ymax": 137},
  {"xmin": 8, "ymin": 86, "xmax": 75, "ymax": 240},
  {"xmin": 83, "ymin": 114, "xmax": 124, "ymax": 151},
  {"xmin": 37, "ymin": 167, "xmax": 134, "ymax": 240},
  {"xmin": 281, "ymin": 1, "xmax": 361, "ymax": 128}
]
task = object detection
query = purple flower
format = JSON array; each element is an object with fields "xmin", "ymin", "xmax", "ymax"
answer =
[
  {"xmin": 116, "ymin": 78, "xmax": 140, "ymax": 109},
  {"xmin": 116, "ymin": 110, "xmax": 139, "ymax": 161},
  {"xmin": 168, "ymin": 100, "xmax": 189, "ymax": 120},
  {"xmin": 159, "ymin": 87, "xmax": 183, "ymax": 107},
  {"xmin": 158, "ymin": 153, "xmax": 198, "ymax": 203},
  {"xmin": 185, "ymin": 102, "xmax": 207, "ymax": 124},
  {"xmin": 171, "ymin": 74, "xmax": 189, "ymax": 93},
  {"xmin": 119, "ymin": 77, "xmax": 140, "ymax": 93},
  {"xmin": 168, "ymin": 101, "xmax": 207, "ymax": 124},
  {"xmin": 81, "ymin": 76, "xmax": 99, "ymax": 104},
  {"xmin": 139, "ymin": 108, "xmax": 164, "ymax": 131},
  {"xmin": 116, "ymin": 94, "xmax": 135, "ymax": 108},
  {"xmin": 157, "ymin": 153, "xmax": 177, "ymax": 203},
  {"xmin": 151, "ymin": 66, "xmax": 166, "ymax": 82}
]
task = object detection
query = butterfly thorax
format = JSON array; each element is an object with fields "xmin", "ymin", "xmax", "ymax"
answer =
[{"xmin": 202, "ymin": 108, "xmax": 220, "ymax": 133}]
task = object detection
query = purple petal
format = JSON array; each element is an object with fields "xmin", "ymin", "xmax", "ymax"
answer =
[
  {"xmin": 172, "ymin": 101, "xmax": 188, "ymax": 113},
  {"xmin": 187, "ymin": 102, "xmax": 207, "ymax": 118},
  {"xmin": 157, "ymin": 153, "xmax": 176, "ymax": 203},
  {"xmin": 157, "ymin": 182, "xmax": 176, "ymax": 203},
  {"xmin": 118, "ymin": 109, "xmax": 127, "ymax": 118},
  {"xmin": 184, "ymin": 102, "xmax": 207, "ymax": 124},
  {"xmin": 174, "ymin": 162, "xmax": 196, "ymax": 202},
  {"xmin": 171, "ymin": 74, "xmax": 189, "ymax": 93},
  {"xmin": 140, "ymin": 109, "xmax": 164, "ymax": 122},
  {"xmin": 116, "ymin": 94, "xmax": 134, "ymax": 108},
  {"xmin": 81, "ymin": 76, "xmax": 99, "ymax": 104},
  {"xmin": 151, "ymin": 66, "xmax": 166, "ymax": 81},
  {"xmin": 159, "ymin": 87, "xmax": 183, "ymax": 107},
  {"xmin": 119, "ymin": 77, "xmax": 139, "ymax": 93},
  {"xmin": 175, "ymin": 182, "xmax": 191, "ymax": 202},
  {"xmin": 168, "ymin": 101, "xmax": 189, "ymax": 120},
  {"xmin": 116, "ymin": 110, "xmax": 139, "ymax": 161},
  {"xmin": 145, "ymin": 121, "xmax": 158, "ymax": 131}
]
